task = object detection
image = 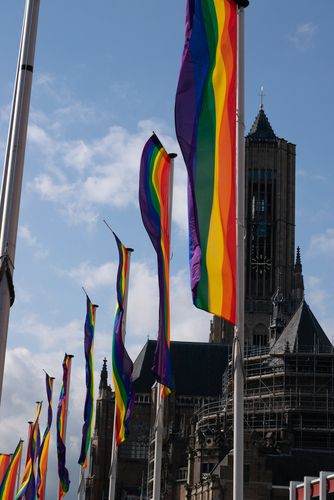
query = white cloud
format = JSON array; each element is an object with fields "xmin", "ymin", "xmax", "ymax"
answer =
[
  {"xmin": 18, "ymin": 224, "xmax": 49, "ymax": 259},
  {"xmin": 25, "ymin": 80, "xmax": 189, "ymax": 232},
  {"xmin": 0, "ymin": 347, "xmax": 88, "ymax": 499},
  {"xmin": 288, "ymin": 22, "xmax": 318, "ymax": 50},
  {"xmin": 170, "ymin": 269, "xmax": 209, "ymax": 342},
  {"xmin": 66, "ymin": 261, "xmax": 117, "ymax": 290},
  {"xmin": 306, "ymin": 275, "xmax": 329, "ymax": 315},
  {"xmin": 66, "ymin": 259, "xmax": 209, "ymax": 346},
  {"xmin": 309, "ymin": 228, "xmax": 334, "ymax": 255},
  {"xmin": 11, "ymin": 314, "xmax": 83, "ymax": 352}
]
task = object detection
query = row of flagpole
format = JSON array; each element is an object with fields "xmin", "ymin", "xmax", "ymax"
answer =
[{"xmin": 0, "ymin": 1, "xmax": 248, "ymax": 499}]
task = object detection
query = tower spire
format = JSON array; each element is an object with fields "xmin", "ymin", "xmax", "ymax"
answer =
[
  {"xmin": 259, "ymin": 85, "xmax": 265, "ymax": 109},
  {"xmin": 99, "ymin": 358, "xmax": 108, "ymax": 393}
]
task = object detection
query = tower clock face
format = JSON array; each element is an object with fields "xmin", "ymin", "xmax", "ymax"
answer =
[{"xmin": 251, "ymin": 254, "xmax": 271, "ymax": 275}]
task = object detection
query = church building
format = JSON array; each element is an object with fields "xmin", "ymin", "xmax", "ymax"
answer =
[{"xmin": 86, "ymin": 106, "xmax": 334, "ymax": 500}]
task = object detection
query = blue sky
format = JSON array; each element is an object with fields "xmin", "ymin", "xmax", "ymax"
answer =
[{"xmin": 0, "ymin": 1, "xmax": 334, "ymax": 497}]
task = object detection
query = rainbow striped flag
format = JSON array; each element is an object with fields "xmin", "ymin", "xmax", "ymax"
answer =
[
  {"xmin": 0, "ymin": 441, "xmax": 23, "ymax": 499},
  {"xmin": 0, "ymin": 454, "xmax": 11, "ymax": 486},
  {"xmin": 78, "ymin": 295, "xmax": 97, "ymax": 467},
  {"xmin": 139, "ymin": 134, "xmax": 173, "ymax": 392},
  {"xmin": 16, "ymin": 402, "xmax": 42, "ymax": 499},
  {"xmin": 175, "ymin": 0, "xmax": 248, "ymax": 324},
  {"xmin": 112, "ymin": 232, "xmax": 134, "ymax": 447},
  {"xmin": 57, "ymin": 354, "xmax": 72, "ymax": 498},
  {"xmin": 36, "ymin": 372, "xmax": 54, "ymax": 499}
]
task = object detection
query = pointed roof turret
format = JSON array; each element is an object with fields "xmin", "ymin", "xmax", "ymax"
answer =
[
  {"xmin": 247, "ymin": 108, "xmax": 277, "ymax": 142},
  {"xmin": 295, "ymin": 246, "xmax": 302, "ymax": 270},
  {"xmin": 292, "ymin": 246, "xmax": 304, "ymax": 302},
  {"xmin": 270, "ymin": 300, "xmax": 332, "ymax": 354},
  {"xmin": 99, "ymin": 358, "xmax": 108, "ymax": 392}
]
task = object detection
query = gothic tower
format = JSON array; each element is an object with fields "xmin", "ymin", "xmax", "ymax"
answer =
[
  {"xmin": 210, "ymin": 105, "xmax": 304, "ymax": 345},
  {"xmin": 86, "ymin": 359, "xmax": 114, "ymax": 500}
]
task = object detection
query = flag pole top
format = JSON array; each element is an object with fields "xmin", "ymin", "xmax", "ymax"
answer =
[{"xmin": 169, "ymin": 153, "xmax": 177, "ymax": 159}]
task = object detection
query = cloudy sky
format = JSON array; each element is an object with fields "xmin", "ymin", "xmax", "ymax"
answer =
[{"xmin": 0, "ymin": 0, "xmax": 334, "ymax": 497}]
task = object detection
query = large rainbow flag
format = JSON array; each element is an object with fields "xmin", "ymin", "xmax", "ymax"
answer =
[
  {"xmin": 112, "ymin": 232, "xmax": 134, "ymax": 447},
  {"xmin": 139, "ymin": 133, "xmax": 173, "ymax": 392},
  {"xmin": 57, "ymin": 354, "xmax": 73, "ymax": 498},
  {"xmin": 0, "ymin": 441, "xmax": 23, "ymax": 499},
  {"xmin": 175, "ymin": 0, "xmax": 248, "ymax": 323},
  {"xmin": 37, "ymin": 372, "xmax": 54, "ymax": 499},
  {"xmin": 78, "ymin": 295, "xmax": 97, "ymax": 467}
]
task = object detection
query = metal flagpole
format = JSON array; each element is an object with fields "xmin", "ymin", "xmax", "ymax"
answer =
[
  {"xmin": 0, "ymin": 0, "xmax": 26, "ymax": 221},
  {"xmin": 77, "ymin": 466, "xmax": 85, "ymax": 500},
  {"xmin": 0, "ymin": 0, "xmax": 41, "ymax": 405},
  {"xmin": 152, "ymin": 384, "xmax": 163, "ymax": 500},
  {"xmin": 58, "ymin": 354, "xmax": 74, "ymax": 500},
  {"xmin": 108, "ymin": 248, "xmax": 133, "ymax": 500},
  {"xmin": 151, "ymin": 153, "xmax": 176, "ymax": 500},
  {"xmin": 233, "ymin": 5, "xmax": 246, "ymax": 500},
  {"xmin": 108, "ymin": 403, "xmax": 118, "ymax": 500}
]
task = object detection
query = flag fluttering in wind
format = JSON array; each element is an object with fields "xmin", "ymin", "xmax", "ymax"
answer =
[
  {"xmin": 112, "ymin": 232, "xmax": 134, "ymax": 447},
  {"xmin": 139, "ymin": 133, "xmax": 173, "ymax": 393},
  {"xmin": 36, "ymin": 372, "xmax": 54, "ymax": 499},
  {"xmin": 57, "ymin": 354, "xmax": 73, "ymax": 498},
  {"xmin": 175, "ymin": 0, "xmax": 248, "ymax": 324},
  {"xmin": 16, "ymin": 402, "xmax": 42, "ymax": 499},
  {"xmin": 0, "ymin": 455, "xmax": 11, "ymax": 486},
  {"xmin": 0, "ymin": 440, "xmax": 23, "ymax": 499},
  {"xmin": 78, "ymin": 295, "xmax": 97, "ymax": 468}
]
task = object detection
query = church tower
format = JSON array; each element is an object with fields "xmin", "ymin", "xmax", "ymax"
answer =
[
  {"xmin": 210, "ymin": 104, "xmax": 304, "ymax": 345},
  {"xmin": 245, "ymin": 104, "xmax": 300, "ymax": 345},
  {"xmin": 86, "ymin": 359, "xmax": 114, "ymax": 500}
]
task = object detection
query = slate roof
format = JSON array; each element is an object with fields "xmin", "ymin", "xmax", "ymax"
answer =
[
  {"xmin": 132, "ymin": 340, "xmax": 230, "ymax": 397},
  {"xmin": 247, "ymin": 108, "xmax": 277, "ymax": 141},
  {"xmin": 267, "ymin": 449, "xmax": 334, "ymax": 486},
  {"xmin": 270, "ymin": 300, "xmax": 332, "ymax": 354}
]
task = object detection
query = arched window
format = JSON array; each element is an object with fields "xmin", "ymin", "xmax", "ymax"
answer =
[{"xmin": 252, "ymin": 323, "xmax": 268, "ymax": 346}]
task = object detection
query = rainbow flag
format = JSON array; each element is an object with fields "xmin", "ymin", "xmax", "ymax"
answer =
[
  {"xmin": 175, "ymin": 0, "xmax": 248, "ymax": 323},
  {"xmin": 78, "ymin": 295, "xmax": 97, "ymax": 467},
  {"xmin": 57, "ymin": 354, "xmax": 73, "ymax": 498},
  {"xmin": 0, "ymin": 441, "xmax": 23, "ymax": 499},
  {"xmin": 112, "ymin": 232, "xmax": 134, "ymax": 447},
  {"xmin": 139, "ymin": 134, "xmax": 173, "ymax": 392},
  {"xmin": 16, "ymin": 402, "xmax": 42, "ymax": 499},
  {"xmin": 36, "ymin": 373, "xmax": 54, "ymax": 499},
  {"xmin": 0, "ymin": 455, "xmax": 11, "ymax": 485}
]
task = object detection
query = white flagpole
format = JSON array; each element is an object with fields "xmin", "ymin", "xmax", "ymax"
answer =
[
  {"xmin": 233, "ymin": 5, "xmax": 246, "ymax": 500},
  {"xmin": 152, "ymin": 384, "xmax": 163, "ymax": 500},
  {"xmin": 58, "ymin": 354, "xmax": 74, "ymax": 500},
  {"xmin": 108, "ymin": 248, "xmax": 133, "ymax": 500},
  {"xmin": 77, "ymin": 466, "xmax": 85, "ymax": 500},
  {"xmin": 152, "ymin": 152, "xmax": 176, "ymax": 500},
  {"xmin": 0, "ymin": 0, "xmax": 26, "ymax": 221},
  {"xmin": 0, "ymin": 0, "xmax": 41, "ymax": 405}
]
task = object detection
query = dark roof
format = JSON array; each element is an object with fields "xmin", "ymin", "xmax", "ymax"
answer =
[
  {"xmin": 270, "ymin": 300, "xmax": 332, "ymax": 354},
  {"xmin": 132, "ymin": 340, "xmax": 230, "ymax": 397},
  {"xmin": 247, "ymin": 108, "xmax": 277, "ymax": 141},
  {"xmin": 268, "ymin": 449, "xmax": 334, "ymax": 486}
]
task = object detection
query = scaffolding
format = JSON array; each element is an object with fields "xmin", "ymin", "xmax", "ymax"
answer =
[{"xmin": 195, "ymin": 345, "xmax": 334, "ymax": 450}]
